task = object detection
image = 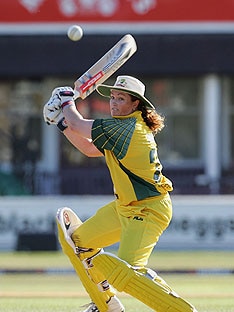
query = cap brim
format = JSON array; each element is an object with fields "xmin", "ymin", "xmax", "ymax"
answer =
[{"xmin": 96, "ymin": 84, "xmax": 155, "ymax": 109}]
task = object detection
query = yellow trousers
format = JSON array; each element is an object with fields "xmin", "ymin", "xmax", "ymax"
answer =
[
  {"xmin": 59, "ymin": 196, "xmax": 197, "ymax": 311},
  {"xmin": 72, "ymin": 193, "xmax": 172, "ymax": 267}
]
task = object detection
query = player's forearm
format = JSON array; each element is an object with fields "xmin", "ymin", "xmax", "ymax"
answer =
[
  {"xmin": 63, "ymin": 127, "xmax": 103, "ymax": 157},
  {"xmin": 63, "ymin": 105, "xmax": 94, "ymax": 139}
]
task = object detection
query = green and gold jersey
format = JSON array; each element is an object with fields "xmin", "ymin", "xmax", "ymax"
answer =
[{"xmin": 91, "ymin": 111, "xmax": 173, "ymax": 205}]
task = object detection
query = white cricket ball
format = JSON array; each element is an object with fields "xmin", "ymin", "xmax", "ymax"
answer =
[{"xmin": 67, "ymin": 25, "xmax": 83, "ymax": 41}]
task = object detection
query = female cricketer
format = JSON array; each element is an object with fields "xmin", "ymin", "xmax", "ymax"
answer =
[{"xmin": 43, "ymin": 76, "xmax": 197, "ymax": 312}]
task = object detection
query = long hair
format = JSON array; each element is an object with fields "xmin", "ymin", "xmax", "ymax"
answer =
[{"xmin": 131, "ymin": 96, "xmax": 165, "ymax": 134}]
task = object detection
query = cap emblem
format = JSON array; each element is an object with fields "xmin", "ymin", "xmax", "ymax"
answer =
[{"xmin": 116, "ymin": 78, "xmax": 127, "ymax": 88}]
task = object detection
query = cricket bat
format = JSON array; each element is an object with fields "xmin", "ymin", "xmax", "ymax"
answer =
[{"xmin": 73, "ymin": 34, "xmax": 137, "ymax": 100}]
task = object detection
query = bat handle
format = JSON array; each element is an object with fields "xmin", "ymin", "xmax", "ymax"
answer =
[{"xmin": 73, "ymin": 89, "xmax": 80, "ymax": 100}]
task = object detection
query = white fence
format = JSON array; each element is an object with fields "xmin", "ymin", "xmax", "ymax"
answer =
[{"xmin": 0, "ymin": 195, "xmax": 233, "ymax": 251}]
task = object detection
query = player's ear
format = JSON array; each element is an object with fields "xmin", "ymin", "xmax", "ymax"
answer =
[{"xmin": 132, "ymin": 99, "xmax": 140, "ymax": 110}]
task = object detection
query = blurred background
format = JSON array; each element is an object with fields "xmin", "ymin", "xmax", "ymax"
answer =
[{"xmin": 0, "ymin": 0, "xmax": 233, "ymax": 253}]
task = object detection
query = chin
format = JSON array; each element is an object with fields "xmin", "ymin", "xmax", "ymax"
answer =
[{"xmin": 111, "ymin": 111, "xmax": 120, "ymax": 117}]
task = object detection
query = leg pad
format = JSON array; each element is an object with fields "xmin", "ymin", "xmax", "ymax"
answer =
[
  {"xmin": 93, "ymin": 252, "xmax": 197, "ymax": 312},
  {"xmin": 56, "ymin": 207, "xmax": 108, "ymax": 312}
]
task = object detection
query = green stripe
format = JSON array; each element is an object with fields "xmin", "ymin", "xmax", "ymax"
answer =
[
  {"xmin": 118, "ymin": 161, "xmax": 161, "ymax": 200},
  {"xmin": 92, "ymin": 118, "xmax": 136, "ymax": 159}
]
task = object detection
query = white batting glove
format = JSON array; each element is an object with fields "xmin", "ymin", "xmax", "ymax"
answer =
[
  {"xmin": 43, "ymin": 95, "xmax": 68, "ymax": 132},
  {"xmin": 52, "ymin": 86, "xmax": 75, "ymax": 110},
  {"xmin": 43, "ymin": 93, "xmax": 62, "ymax": 122},
  {"xmin": 44, "ymin": 92, "xmax": 62, "ymax": 113},
  {"xmin": 43, "ymin": 106, "xmax": 68, "ymax": 132},
  {"xmin": 43, "ymin": 105, "xmax": 63, "ymax": 125}
]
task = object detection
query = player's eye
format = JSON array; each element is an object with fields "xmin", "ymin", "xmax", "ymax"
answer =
[{"xmin": 111, "ymin": 95, "xmax": 124, "ymax": 102}]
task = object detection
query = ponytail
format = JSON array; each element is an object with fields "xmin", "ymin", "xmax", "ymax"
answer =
[{"xmin": 130, "ymin": 95, "xmax": 165, "ymax": 134}]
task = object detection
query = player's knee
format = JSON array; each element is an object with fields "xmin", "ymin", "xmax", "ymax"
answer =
[
  {"xmin": 71, "ymin": 225, "xmax": 94, "ymax": 248},
  {"xmin": 73, "ymin": 238, "xmax": 101, "ymax": 262},
  {"xmin": 70, "ymin": 228, "xmax": 100, "ymax": 261}
]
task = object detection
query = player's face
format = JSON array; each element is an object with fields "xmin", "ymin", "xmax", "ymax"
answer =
[{"xmin": 110, "ymin": 90, "xmax": 139, "ymax": 116}]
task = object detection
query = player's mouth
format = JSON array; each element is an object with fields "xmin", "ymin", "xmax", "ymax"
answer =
[{"xmin": 111, "ymin": 107, "xmax": 119, "ymax": 114}]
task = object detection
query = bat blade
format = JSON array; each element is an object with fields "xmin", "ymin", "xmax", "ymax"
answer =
[{"xmin": 74, "ymin": 34, "xmax": 137, "ymax": 100}]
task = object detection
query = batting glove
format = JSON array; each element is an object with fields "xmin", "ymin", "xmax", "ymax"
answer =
[
  {"xmin": 43, "ymin": 105, "xmax": 63, "ymax": 124},
  {"xmin": 52, "ymin": 86, "xmax": 75, "ymax": 110},
  {"xmin": 43, "ymin": 99, "xmax": 68, "ymax": 132}
]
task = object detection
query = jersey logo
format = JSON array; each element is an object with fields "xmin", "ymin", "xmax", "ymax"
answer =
[{"xmin": 133, "ymin": 216, "xmax": 144, "ymax": 221}]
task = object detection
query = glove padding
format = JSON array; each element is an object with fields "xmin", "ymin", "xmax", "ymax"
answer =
[
  {"xmin": 43, "ymin": 106, "xmax": 64, "ymax": 125},
  {"xmin": 43, "ymin": 86, "xmax": 75, "ymax": 132},
  {"xmin": 43, "ymin": 103, "xmax": 67, "ymax": 132},
  {"xmin": 52, "ymin": 86, "xmax": 75, "ymax": 109},
  {"xmin": 43, "ymin": 85, "xmax": 74, "ymax": 124},
  {"xmin": 43, "ymin": 94, "xmax": 64, "ymax": 125}
]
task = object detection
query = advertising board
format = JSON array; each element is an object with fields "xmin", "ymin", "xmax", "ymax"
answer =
[{"xmin": 0, "ymin": 195, "xmax": 233, "ymax": 251}]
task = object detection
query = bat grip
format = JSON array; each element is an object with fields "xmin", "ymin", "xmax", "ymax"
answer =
[{"xmin": 73, "ymin": 89, "xmax": 80, "ymax": 100}]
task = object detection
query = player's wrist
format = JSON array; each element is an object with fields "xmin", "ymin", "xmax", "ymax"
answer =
[{"xmin": 57, "ymin": 117, "xmax": 68, "ymax": 132}]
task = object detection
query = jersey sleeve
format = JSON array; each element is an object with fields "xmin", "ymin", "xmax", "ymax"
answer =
[{"xmin": 91, "ymin": 117, "xmax": 136, "ymax": 160}]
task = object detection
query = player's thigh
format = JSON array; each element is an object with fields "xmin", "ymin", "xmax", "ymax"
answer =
[
  {"xmin": 118, "ymin": 214, "xmax": 159, "ymax": 266},
  {"xmin": 118, "ymin": 194, "xmax": 172, "ymax": 267},
  {"xmin": 74, "ymin": 200, "xmax": 121, "ymax": 248}
]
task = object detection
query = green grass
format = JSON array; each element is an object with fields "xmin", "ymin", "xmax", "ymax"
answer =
[
  {"xmin": 1, "ymin": 250, "xmax": 234, "ymax": 269},
  {"xmin": 1, "ymin": 251, "xmax": 234, "ymax": 311}
]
